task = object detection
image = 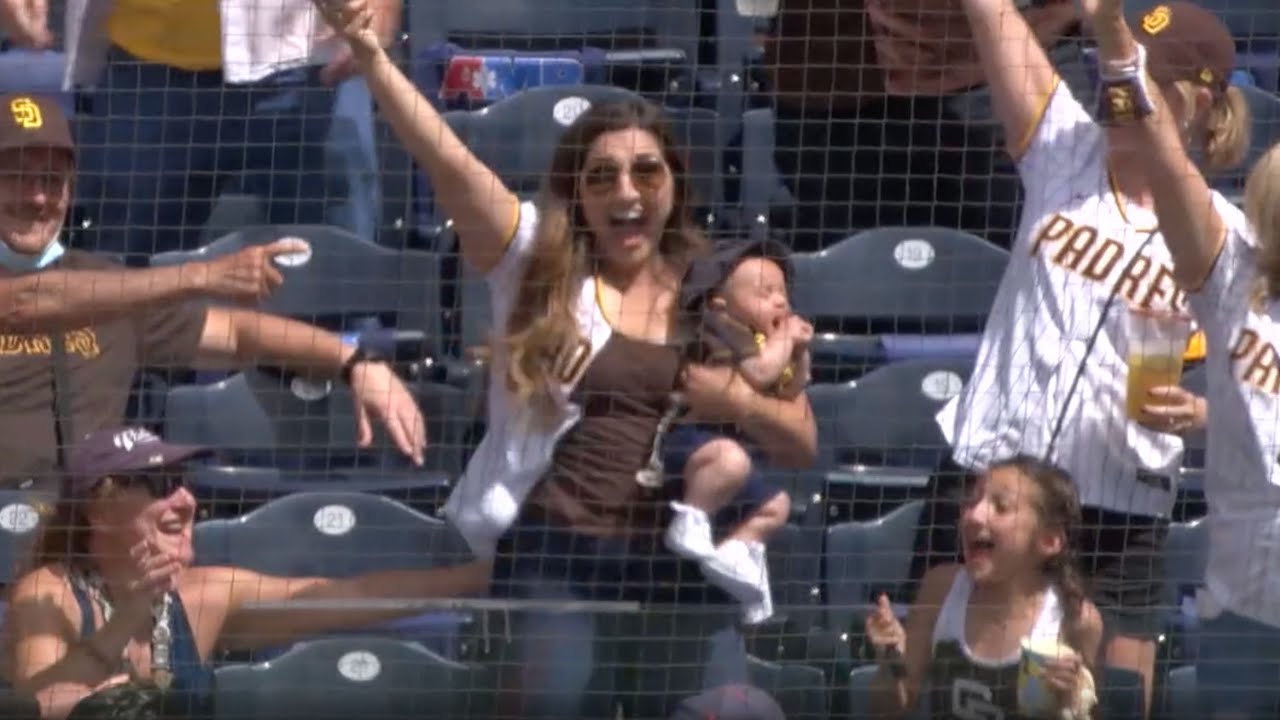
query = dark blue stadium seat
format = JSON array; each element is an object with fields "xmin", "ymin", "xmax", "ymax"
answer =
[
  {"xmin": 162, "ymin": 371, "xmax": 479, "ymax": 475},
  {"xmin": 195, "ymin": 492, "xmax": 476, "ymax": 661},
  {"xmin": 451, "ymin": 85, "xmax": 722, "ymax": 214},
  {"xmin": 766, "ymin": 524, "xmax": 824, "ymax": 626},
  {"xmin": 1161, "ymin": 518, "xmax": 1208, "ymax": 666},
  {"xmin": 790, "ymin": 228, "xmax": 1006, "ymax": 377},
  {"xmin": 824, "ymin": 501, "xmax": 924, "ymax": 653},
  {"xmin": 1100, "ymin": 666, "xmax": 1144, "ymax": 720},
  {"xmin": 733, "ymin": 107, "xmax": 792, "ymax": 230},
  {"xmin": 149, "ymin": 225, "xmax": 442, "ymax": 340},
  {"xmin": 407, "ymin": 0, "xmax": 703, "ymax": 71},
  {"xmin": 745, "ymin": 657, "xmax": 828, "ymax": 720},
  {"xmin": 808, "ymin": 358, "xmax": 974, "ymax": 486},
  {"xmin": 213, "ymin": 637, "xmax": 494, "ymax": 719},
  {"xmin": 0, "ymin": 488, "xmax": 53, "ymax": 587},
  {"xmin": 185, "ymin": 465, "xmax": 453, "ymax": 521},
  {"xmin": 1162, "ymin": 665, "xmax": 1198, "ymax": 720},
  {"xmin": 848, "ymin": 663, "xmax": 930, "ymax": 719}
]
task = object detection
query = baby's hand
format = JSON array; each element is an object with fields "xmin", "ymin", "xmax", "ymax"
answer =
[{"xmin": 785, "ymin": 315, "xmax": 814, "ymax": 346}]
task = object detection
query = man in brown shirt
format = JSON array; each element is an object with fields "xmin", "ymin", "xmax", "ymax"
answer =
[
  {"xmin": 0, "ymin": 92, "xmax": 427, "ymax": 487},
  {"xmin": 765, "ymin": 0, "xmax": 1084, "ymax": 251}
]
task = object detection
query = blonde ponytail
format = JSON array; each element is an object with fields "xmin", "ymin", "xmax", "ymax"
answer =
[{"xmin": 1201, "ymin": 85, "xmax": 1252, "ymax": 174}]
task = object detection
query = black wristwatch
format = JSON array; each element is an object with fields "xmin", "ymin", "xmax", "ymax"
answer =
[{"xmin": 340, "ymin": 345, "xmax": 385, "ymax": 385}]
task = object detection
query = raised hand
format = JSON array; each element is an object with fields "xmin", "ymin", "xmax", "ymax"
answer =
[
  {"xmin": 865, "ymin": 593, "xmax": 906, "ymax": 660},
  {"xmin": 311, "ymin": 0, "xmax": 381, "ymax": 60},
  {"xmin": 196, "ymin": 238, "xmax": 310, "ymax": 305}
]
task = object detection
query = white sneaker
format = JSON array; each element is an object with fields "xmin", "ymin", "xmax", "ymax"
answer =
[
  {"xmin": 701, "ymin": 539, "xmax": 768, "ymax": 606},
  {"xmin": 665, "ymin": 502, "xmax": 716, "ymax": 560}
]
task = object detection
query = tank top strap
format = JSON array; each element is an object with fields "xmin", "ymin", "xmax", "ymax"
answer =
[
  {"xmin": 1029, "ymin": 584, "xmax": 1065, "ymax": 641},
  {"xmin": 166, "ymin": 591, "xmax": 214, "ymax": 698},
  {"xmin": 68, "ymin": 579, "xmax": 96, "ymax": 641}
]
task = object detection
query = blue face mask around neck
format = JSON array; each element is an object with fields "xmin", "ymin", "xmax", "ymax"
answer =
[{"xmin": 0, "ymin": 237, "xmax": 65, "ymax": 273}]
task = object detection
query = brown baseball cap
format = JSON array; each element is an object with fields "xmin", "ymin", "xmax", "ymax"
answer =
[
  {"xmin": 0, "ymin": 92, "xmax": 74, "ymax": 155},
  {"xmin": 1134, "ymin": 2, "xmax": 1236, "ymax": 94}
]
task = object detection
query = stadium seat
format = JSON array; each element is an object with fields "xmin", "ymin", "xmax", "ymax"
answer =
[
  {"xmin": 1162, "ymin": 665, "xmax": 1198, "ymax": 720},
  {"xmin": 194, "ymin": 491, "xmax": 468, "ymax": 577},
  {"xmin": 734, "ymin": 107, "xmax": 792, "ymax": 229},
  {"xmin": 452, "ymin": 84, "xmax": 723, "ymax": 217},
  {"xmin": 0, "ymin": 487, "xmax": 53, "ymax": 587},
  {"xmin": 413, "ymin": 110, "xmax": 473, "ymax": 245},
  {"xmin": 847, "ymin": 663, "xmax": 931, "ymax": 719},
  {"xmin": 746, "ymin": 524, "xmax": 825, "ymax": 663},
  {"xmin": 1099, "ymin": 666, "xmax": 1144, "ymax": 720},
  {"xmin": 1161, "ymin": 518, "xmax": 1208, "ymax": 666},
  {"xmin": 149, "ymin": 225, "xmax": 442, "ymax": 340},
  {"xmin": 745, "ymin": 657, "xmax": 829, "ymax": 720},
  {"xmin": 406, "ymin": 0, "xmax": 702, "ymax": 74},
  {"xmin": 195, "ymin": 492, "xmax": 476, "ymax": 660},
  {"xmin": 213, "ymin": 637, "xmax": 494, "ymax": 719},
  {"xmin": 162, "ymin": 371, "xmax": 479, "ymax": 475},
  {"xmin": 808, "ymin": 358, "xmax": 974, "ymax": 487},
  {"xmin": 789, "ymin": 227, "xmax": 1006, "ymax": 376},
  {"xmin": 823, "ymin": 500, "xmax": 925, "ymax": 652},
  {"xmin": 185, "ymin": 465, "xmax": 453, "ymax": 522}
]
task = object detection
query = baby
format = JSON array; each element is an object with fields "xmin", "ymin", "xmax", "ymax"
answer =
[{"xmin": 645, "ymin": 238, "xmax": 812, "ymax": 623}]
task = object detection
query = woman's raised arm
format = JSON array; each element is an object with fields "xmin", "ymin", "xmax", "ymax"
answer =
[
  {"xmin": 958, "ymin": 0, "xmax": 1064, "ymax": 158},
  {"xmin": 315, "ymin": 0, "xmax": 520, "ymax": 274},
  {"xmin": 1090, "ymin": 0, "xmax": 1230, "ymax": 288}
]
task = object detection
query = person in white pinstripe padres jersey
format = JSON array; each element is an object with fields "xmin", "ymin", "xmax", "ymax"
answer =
[
  {"xmin": 1094, "ymin": 0, "xmax": 1280, "ymax": 715},
  {"xmin": 917, "ymin": 0, "xmax": 1251, "ymax": 714}
]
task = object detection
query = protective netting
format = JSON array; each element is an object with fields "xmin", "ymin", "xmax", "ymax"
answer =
[{"xmin": 0, "ymin": 0, "xmax": 1277, "ymax": 718}]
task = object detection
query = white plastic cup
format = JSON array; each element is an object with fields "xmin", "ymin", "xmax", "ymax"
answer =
[
  {"xmin": 1125, "ymin": 309, "xmax": 1192, "ymax": 421},
  {"xmin": 1017, "ymin": 636, "xmax": 1071, "ymax": 716}
]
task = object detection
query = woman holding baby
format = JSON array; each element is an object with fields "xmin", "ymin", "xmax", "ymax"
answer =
[{"xmin": 312, "ymin": 2, "xmax": 817, "ymax": 718}]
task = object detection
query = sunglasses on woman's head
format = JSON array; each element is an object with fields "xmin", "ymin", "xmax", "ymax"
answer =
[
  {"xmin": 110, "ymin": 471, "xmax": 186, "ymax": 499},
  {"xmin": 582, "ymin": 155, "xmax": 668, "ymax": 196}
]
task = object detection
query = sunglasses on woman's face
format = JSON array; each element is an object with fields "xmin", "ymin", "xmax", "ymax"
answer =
[
  {"xmin": 581, "ymin": 155, "xmax": 669, "ymax": 196},
  {"xmin": 111, "ymin": 471, "xmax": 187, "ymax": 500}
]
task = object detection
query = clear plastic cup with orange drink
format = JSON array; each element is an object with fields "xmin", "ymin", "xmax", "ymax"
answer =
[{"xmin": 1125, "ymin": 309, "xmax": 1192, "ymax": 421}]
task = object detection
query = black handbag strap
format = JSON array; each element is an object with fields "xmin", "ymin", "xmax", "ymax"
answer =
[{"xmin": 51, "ymin": 328, "xmax": 76, "ymax": 471}]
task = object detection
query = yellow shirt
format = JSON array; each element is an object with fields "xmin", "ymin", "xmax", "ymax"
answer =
[{"xmin": 106, "ymin": 0, "xmax": 222, "ymax": 71}]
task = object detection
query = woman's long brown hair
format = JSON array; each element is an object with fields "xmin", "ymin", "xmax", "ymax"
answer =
[{"xmin": 501, "ymin": 99, "xmax": 709, "ymax": 420}]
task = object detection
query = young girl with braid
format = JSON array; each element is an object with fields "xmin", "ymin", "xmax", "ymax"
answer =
[{"xmin": 867, "ymin": 456, "xmax": 1103, "ymax": 720}]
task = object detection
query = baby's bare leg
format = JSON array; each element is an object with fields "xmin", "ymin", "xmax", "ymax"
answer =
[{"xmin": 682, "ymin": 437, "xmax": 754, "ymax": 514}]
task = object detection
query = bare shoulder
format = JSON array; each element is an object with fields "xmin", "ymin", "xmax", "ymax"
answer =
[{"xmin": 5, "ymin": 565, "xmax": 80, "ymax": 634}]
